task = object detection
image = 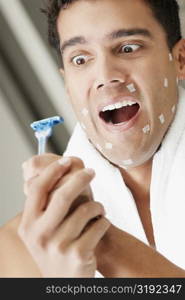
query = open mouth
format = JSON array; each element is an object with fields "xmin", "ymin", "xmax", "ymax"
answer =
[{"xmin": 99, "ymin": 102, "xmax": 140, "ymax": 125}]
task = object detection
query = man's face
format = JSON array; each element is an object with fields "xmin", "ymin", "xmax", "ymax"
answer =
[{"xmin": 57, "ymin": 0, "xmax": 178, "ymax": 169}]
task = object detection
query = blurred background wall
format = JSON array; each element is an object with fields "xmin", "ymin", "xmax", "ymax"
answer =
[
  {"xmin": 0, "ymin": 0, "xmax": 77, "ymax": 226},
  {"xmin": 0, "ymin": 0, "xmax": 185, "ymax": 226}
]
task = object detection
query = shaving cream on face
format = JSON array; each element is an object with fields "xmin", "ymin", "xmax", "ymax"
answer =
[
  {"xmin": 126, "ymin": 83, "xmax": 136, "ymax": 93},
  {"xmin": 164, "ymin": 78, "xmax": 168, "ymax": 88},
  {"xmin": 172, "ymin": 105, "xmax": 176, "ymax": 114},
  {"xmin": 122, "ymin": 159, "xmax": 134, "ymax": 166},
  {"xmin": 142, "ymin": 124, "xmax": 150, "ymax": 134},
  {"xmin": 169, "ymin": 53, "xmax": 173, "ymax": 61},
  {"xmin": 81, "ymin": 108, "xmax": 89, "ymax": 116},
  {"xmin": 80, "ymin": 122, "xmax": 86, "ymax": 130},
  {"xmin": 159, "ymin": 114, "xmax": 165, "ymax": 124},
  {"xmin": 105, "ymin": 143, "xmax": 113, "ymax": 150}
]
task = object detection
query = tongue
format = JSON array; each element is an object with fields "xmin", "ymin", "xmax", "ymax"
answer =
[{"xmin": 111, "ymin": 104, "xmax": 139, "ymax": 124}]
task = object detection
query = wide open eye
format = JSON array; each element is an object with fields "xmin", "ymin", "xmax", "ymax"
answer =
[
  {"xmin": 72, "ymin": 55, "xmax": 88, "ymax": 66},
  {"xmin": 120, "ymin": 44, "xmax": 141, "ymax": 53}
]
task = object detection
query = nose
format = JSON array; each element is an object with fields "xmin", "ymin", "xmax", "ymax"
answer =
[
  {"xmin": 94, "ymin": 56, "xmax": 126, "ymax": 91},
  {"xmin": 97, "ymin": 79, "xmax": 125, "ymax": 90}
]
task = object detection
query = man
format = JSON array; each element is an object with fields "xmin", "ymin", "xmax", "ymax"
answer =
[{"xmin": 0, "ymin": 0, "xmax": 185, "ymax": 277}]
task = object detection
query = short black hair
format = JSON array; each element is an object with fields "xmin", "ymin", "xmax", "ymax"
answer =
[{"xmin": 41, "ymin": 0, "xmax": 182, "ymax": 68}]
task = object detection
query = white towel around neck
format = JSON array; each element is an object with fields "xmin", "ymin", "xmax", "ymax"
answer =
[{"xmin": 64, "ymin": 86, "xmax": 185, "ymax": 272}]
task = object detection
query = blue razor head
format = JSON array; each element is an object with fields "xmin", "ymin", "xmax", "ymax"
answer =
[{"xmin": 30, "ymin": 116, "xmax": 64, "ymax": 132}]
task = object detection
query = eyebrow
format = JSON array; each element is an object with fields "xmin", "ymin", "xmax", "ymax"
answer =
[{"xmin": 60, "ymin": 28, "xmax": 153, "ymax": 54}]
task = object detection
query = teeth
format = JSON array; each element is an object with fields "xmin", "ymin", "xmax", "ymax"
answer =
[{"xmin": 102, "ymin": 101, "xmax": 137, "ymax": 112}]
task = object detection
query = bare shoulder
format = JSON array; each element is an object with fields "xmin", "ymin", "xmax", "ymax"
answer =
[{"xmin": 0, "ymin": 213, "xmax": 41, "ymax": 277}]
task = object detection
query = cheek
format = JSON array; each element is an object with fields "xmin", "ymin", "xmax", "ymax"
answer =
[
  {"xmin": 138, "ymin": 54, "xmax": 177, "ymax": 110},
  {"xmin": 139, "ymin": 57, "xmax": 178, "ymax": 146},
  {"xmin": 66, "ymin": 81, "xmax": 88, "ymax": 115},
  {"xmin": 66, "ymin": 72, "xmax": 96, "ymax": 125},
  {"xmin": 67, "ymin": 86, "xmax": 95, "ymax": 134}
]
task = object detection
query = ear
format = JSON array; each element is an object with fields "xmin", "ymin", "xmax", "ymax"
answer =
[
  {"xmin": 59, "ymin": 67, "xmax": 66, "ymax": 87},
  {"xmin": 172, "ymin": 39, "xmax": 185, "ymax": 80},
  {"xmin": 59, "ymin": 67, "xmax": 65, "ymax": 78}
]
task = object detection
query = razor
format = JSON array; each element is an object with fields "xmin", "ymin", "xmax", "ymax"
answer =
[{"xmin": 30, "ymin": 116, "xmax": 64, "ymax": 154}]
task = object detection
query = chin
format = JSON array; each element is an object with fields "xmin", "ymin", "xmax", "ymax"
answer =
[{"xmin": 107, "ymin": 149, "xmax": 155, "ymax": 170}]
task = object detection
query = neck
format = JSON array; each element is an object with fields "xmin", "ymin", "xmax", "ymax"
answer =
[{"xmin": 119, "ymin": 157, "xmax": 153, "ymax": 195}]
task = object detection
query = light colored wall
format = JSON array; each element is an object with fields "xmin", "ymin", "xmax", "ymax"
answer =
[
  {"xmin": 179, "ymin": 0, "xmax": 185, "ymax": 39},
  {"xmin": 0, "ymin": 90, "xmax": 34, "ymax": 226}
]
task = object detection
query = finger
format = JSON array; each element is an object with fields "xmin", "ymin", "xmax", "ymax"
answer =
[
  {"xmin": 75, "ymin": 217, "xmax": 110, "ymax": 252},
  {"xmin": 41, "ymin": 168, "xmax": 95, "ymax": 230},
  {"xmin": 23, "ymin": 175, "xmax": 38, "ymax": 196},
  {"xmin": 22, "ymin": 155, "xmax": 84, "ymax": 181},
  {"xmin": 23, "ymin": 155, "xmax": 84, "ymax": 197},
  {"xmin": 22, "ymin": 153, "xmax": 60, "ymax": 181},
  {"xmin": 50, "ymin": 156, "xmax": 85, "ymax": 188},
  {"xmin": 45, "ymin": 201, "xmax": 105, "ymax": 244},
  {"xmin": 24, "ymin": 157, "xmax": 72, "ymax": 216}
]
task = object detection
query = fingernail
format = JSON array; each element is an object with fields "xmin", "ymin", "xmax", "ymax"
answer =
[
  {"xmin": 84, "ymin": 168, "xmax": 95, "ymax": 176},
  {"xmin": 58, "ymin": 157, "xmax": 71, "ymax": 166}
]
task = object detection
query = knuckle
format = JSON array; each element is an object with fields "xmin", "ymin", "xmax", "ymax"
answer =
[
  {"xmin": 28, "ymin": 154, "xmax": 60, "ymax": 170},
  {"xmin": 22, "ymin": 166, "xmax": 31, "ymax": 181},
  {"xmin": 70, "ymin": 157, "xmax": 85, "ymax": 168},
  {"xmin": 27, "ymin": 180, "xmax": 44, "ymax": 197},
  {"xmin": 53, "ymin": 188, "xmax": 66, "ymax": 203},
  {"xmin": 48, "ymin": 240, "xmax": 66, "ymax": 255},
  {"xmin": 28, "ymin": 156, "xmax": 40, "ymax": 169},
  {"xmin": 33, "ymin": 232, "xmax": 47, "ymax": 248},
  {"xmin": 22, "ymin": 156, "xmax": 40, "ymax": 180},
  {"xmin": 97, "ymin": 217, "xmax": 110, "ymax": 229},
  {"xmin": 48, "ymin": 240, "xmax": 58, "ymax": 253},
  {"xmin": 27, "ymin": 180, "xmax": 38, "ymax": 194},
  {"xmin": 72, "ymin": 172, "xmax": 85, "ymax": 187},
  {"xmin": 18, "ymin": 222, "xmax": 32, "ymax": 242},
  {"xmin": 18, "ymin": 221, "xmax": 48, "ymax": 249},
  {"xmin": 42, "ymin": 153, "xmax": 60, "ymax": 161},
  {"xmin": 71, "ymin": 245, "xmax": 84, "ymax": 263},
  {"xmin": 17, "ymin": 224, "xmax": 26, "ymax": 239},
  {"xmin": 27, "ymin": 153, "xmax": 56, "ymax": 171},
  {"xmin": 93, "ymin": 202, "xmax": 105, "ymax": 213},
  {"xmin": 24, "ymin": 176, "xmax": 36, "ymax": 189},
  {"xmin": 77, "ymin": 169, "xmax": 91, "ymax": 184},
  {"xmin": 80, "ymin": 202, "xmax": 89, "ymax": 215},
  {"xmin": 80, "ymin": 201, "xmax": 103, "ymax": 215}
]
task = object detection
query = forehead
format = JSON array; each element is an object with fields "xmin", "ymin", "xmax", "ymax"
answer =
[{"xmin": 57, "ymin": 0, "xmax": 165, "ymax": 46}]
